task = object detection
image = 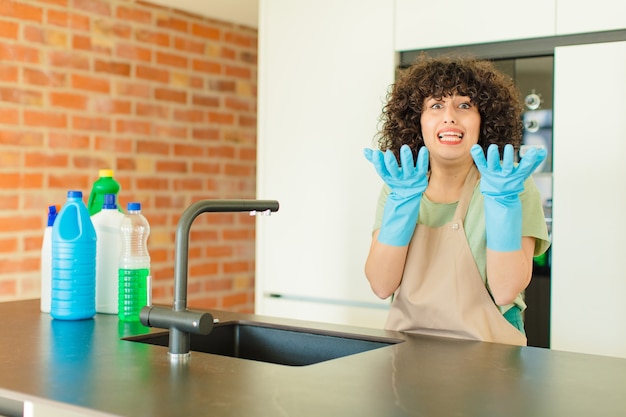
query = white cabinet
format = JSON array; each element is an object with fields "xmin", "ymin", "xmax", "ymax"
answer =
[
  {"xmin": 551, "ymin": 40, "xmax": 626, "ymax": 358},
  {"xmin": 556, "ymin": 0, "xmax": 626, "ymax": 35},
  {"xmin": 394, "ymin": 0, "xmax": 556, "ymax": 51},
  {"xmin": 256, "ymin": 0, "xmax": 394, "ymax": 325}
]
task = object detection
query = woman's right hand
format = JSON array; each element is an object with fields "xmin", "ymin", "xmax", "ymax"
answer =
[
  {"xmin": 363, "ymin": 145, "xmax": 429, "ymax": 246},
  {"xmin": 364, "ymin": 144, "xmax": 429, "ymax": 200}
]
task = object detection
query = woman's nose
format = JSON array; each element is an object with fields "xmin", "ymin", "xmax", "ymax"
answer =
[{"xmin": 443, "ymin": 107, "xmax": 456, "ymax": 123}]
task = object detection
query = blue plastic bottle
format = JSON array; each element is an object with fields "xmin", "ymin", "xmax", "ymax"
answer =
[
  {"xmin": 51, "ymin": 191, "xmax": 97, "ymax": 320},
  {"xmin": 118, "ymin": 202, "xmax": 151, "ymax": 322}
]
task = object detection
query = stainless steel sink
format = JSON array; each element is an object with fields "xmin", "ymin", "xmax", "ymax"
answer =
[{"xmin": 124, "ymin": 320, "xmax": 402, "ymax": 366}]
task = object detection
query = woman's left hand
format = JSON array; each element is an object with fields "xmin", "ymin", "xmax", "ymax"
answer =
[{"xmin": 470, "ymin": 144, "xmax": 547, "ymax": 198}]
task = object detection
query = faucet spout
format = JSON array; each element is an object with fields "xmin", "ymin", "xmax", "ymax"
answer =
[{"xmin": 140, "ymin": 199, "xmax": 279, "ymax": 362}]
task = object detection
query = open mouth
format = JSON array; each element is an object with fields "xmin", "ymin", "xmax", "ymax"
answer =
[{"xmin": 437, "ymin": 131, "xmax": 464, "ymax": 143}]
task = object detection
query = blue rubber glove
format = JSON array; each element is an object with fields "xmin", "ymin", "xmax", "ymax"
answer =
[
  {"xmin": 470, "ymin": 144, "xmax": 547, "ymax": 251},
  {"xmin": 364, "ymin": 144, "xmax": 429, "ymax": 246}
]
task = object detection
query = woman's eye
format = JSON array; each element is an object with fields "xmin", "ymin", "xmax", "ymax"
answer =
[
  {"xmin": 459, "ymin": 102, "xmax": 472, "ymax": 109},
  {"xmin": 431, "ymin": 103, "xmax": 443, "ymax": 109}
]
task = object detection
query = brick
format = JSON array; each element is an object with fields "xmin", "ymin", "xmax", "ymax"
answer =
[
  {"xmin": 191, "ymin": 23, "xmax": 220, "ymax": 40},
  {"xmin": 0, "ymin": 86, "xmax": 43, "ymax": 105},
  {"xmin": 173, "ymin": 36, "xmax": 204, "ymax": 54},
  {"xmin": 172, "ymin": 108, "xmax": 203, "ymax": 123},
  {"xmin": 0, "ymin": 238, "xmax": 18, "ymax": 253},
  {"xmin": 136, "ymin": 65, "xmax": 169, "ymax": 83},
  {"xmin": 208, "ymin": 112, "xmax": 235, "ymax": 125},
  {"xmin": 48, "ymin": 51, "xmax": 89, "ymax": 70},
  {"xmin": 191, "ymin": 128, "xmax": 219, "ymax": 141},
  {"xmin": 23, "ymin": 110, "xmax": 66, "ymax": 128},
  {"xmin": 135, "ymin": 177, "xmax": 169, "ymax": 190},
  {"xmin": 49, "ymin": 92, "xmax": 88, "ymax": 110},
  {"xmin": 71, "ymin": 73, "xmax": 110, "ymax": 93},
  {"xmin": 0, "ymin": 195, "xmax": 19, "ymax": 210},
  {"xmin": 48, "ymin": 132, "xmax": 90, "ymax": 149},
  {"xmin": 0, "ymin": 65, "xmax": 18, "ymax": 82},
  {"xmin": 0, "ymin": 108, "xmax": 19, "ymax": 124},
  {"xmin": 221, "ymin": 46, "xmax": 236, "ymax": 60},
  {"xmin": 72, "ymin": 115, "xmax": 111, "ymax": 132},
  {"xmin": 0, "ymin": 20, "xmax": 19, "ymax": 39},
  {"xmin": 115, "ymin": 81, "xmax": 151, "ymax": 98},
  {"xmin": 155, "ymin": 160, "xmax": 187, "ymax": 174},
  {"xmin": 93, "ymin": 98, "xmax": 132, "ymax": 115},
  {"xmin": 208, "ymin": 145, "xmax": 235, "ymax": 159},
  {"xmin": 1, "ymin": 1, "xmax": 43, "ymax": 23},
  {"xmin": 25, "ymin": 151, "xmax": 68, "ymax": 168},
  {"xmin": 72, "ymin": 34, "xmax": 92, "ymax": 51},
  {"xmin": 173, "ymin": 143, "xmax": 206, "ymax": 157},
  {"xmin": 115, "ymin": 119, "xmax": 151, "ymax": 135},
  {"xmin": 136, "ymin": 102, "xmax": 170, "ymax": 118},
  {"xmin": 73, "ymin": 0, "xmax": 111, "ymax": 17},
  {"xmin": 94, "ymin": 59, "xmax": 131, "ymax": 76},
  {"xmin": 154, "ymin": 124, "xmax": 187, "ymax": 139},
  {"xmin": 207, "ymin": 79, "xmax": 234, "ymax": 92},
  {"xmin": 116, "ymin": 44, "xmax": 152, "ymax": 62},
  {"xmin": 154, "ymin": 87, "xmax": 186, "ymax": 104},
  {"xmin": 224, "ymin": 64, "xmax": 251, "ymax": 79},
  {"xmin": 192, "ymin": 59, "xmax": 221, "ymax": 74},
  {"xmin": 0, "ymin": 44, "xmax": 40, "ymax": 64},
  {"xmin": 95, "ymin": 135, "xmax": 133, "ymax": 153},
  {"xmin": 23, "ymin": 67, "xmax": 66, "ymax": 87},
  {"xmin": 156, "ymin": 51, "xmax": 188, "ymax": 69},
  {"xmin": 156, "ymin": 15, "xmax": 188, "ymax": 33},
  {"xmin": 135, "ymin": 28, "xmax": 170, "ymax": 47},
  {"xmin": 0, "ymin": 130, "xmax": 44, "ymax": 147},
  {"xmin": 224, "ymin": 31, "xmax": 256, "ymax": 48},
  {"xmin": 0, "ymin": 278, "xmax": 17, "ymax": 296},
  {"xmin": 191, "ymin": 94, "xmax": 219, "ymax": 107},
  {"xmin": 136, "ymin": 139, "xmax": 168, "ymax": 155},
  {"xmin": 116, "ymin": 6, "xmax": 152, "ymax": 24}
]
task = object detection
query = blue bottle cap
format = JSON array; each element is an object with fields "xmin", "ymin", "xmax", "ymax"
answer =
[
  {"xmin": 127, "ymin": 202, "xmax": 141, "ymax": 211},
  {"xmin": 67, "ymin": 190, "xmax": 82, "ymax": 198},
  {"xmin": 102, "ymin": 194, "xmax": 117, "ymax": 210}
]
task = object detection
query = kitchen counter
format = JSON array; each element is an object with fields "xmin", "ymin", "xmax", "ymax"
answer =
[{"xmin": 1, "ymin": 299, "xmax": 625, "ymax": 417}]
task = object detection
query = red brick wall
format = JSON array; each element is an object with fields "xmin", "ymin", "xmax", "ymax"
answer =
[{"xmin": 0, "ymin": 0, "xmax": 258, "ymax": 312}]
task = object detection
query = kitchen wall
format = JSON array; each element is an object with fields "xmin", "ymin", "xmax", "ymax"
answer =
[{"xmin": 0, "ymin": 0, "xmax": 259, "ymax": 312}]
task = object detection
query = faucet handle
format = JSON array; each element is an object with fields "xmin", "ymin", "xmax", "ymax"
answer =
[
  {"xmin": 249, "ymin": 209, "xmax": 273, "ymax": 216},
  {"xmin": 140, "ymin": 306, "xmax": 214, "ymax": 335}
]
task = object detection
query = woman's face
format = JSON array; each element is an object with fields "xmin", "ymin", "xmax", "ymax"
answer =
[{"xmin": 420, "ymin": 94, "xmax": 481, "ymax": 165}]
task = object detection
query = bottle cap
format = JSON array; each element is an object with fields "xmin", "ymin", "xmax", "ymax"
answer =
[
  {"xmin": 103, "ymin": 194, "xmax": 118, "ymax": 210},
  {"xmin": 99, "ymin": 169, "xmax": 114, "ymax": 178},
  {"xmin": 127, "ymin": 202, "xmax": 141, "ymax": 211},
  {"xmin": 67, "ymin": 190, "xmax": 82, "ymax": 198},
  {"xmin": 47, "ymin": 205, "xmax": 59, "ymax": 227}
]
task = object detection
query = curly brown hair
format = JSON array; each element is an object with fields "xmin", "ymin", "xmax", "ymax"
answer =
[{"xmin": 376, "ymin": 54, "xmax": 523, "ymax": 160}]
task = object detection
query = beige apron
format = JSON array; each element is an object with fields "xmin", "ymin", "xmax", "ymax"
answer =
[{"xmin": 385, "ymin": 166, "xmax": 527, "ymax": 346}]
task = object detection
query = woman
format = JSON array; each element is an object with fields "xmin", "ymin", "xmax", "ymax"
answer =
[{"xmin": 363, "ymin": 55, "xmax": 550, "ymax": 345}]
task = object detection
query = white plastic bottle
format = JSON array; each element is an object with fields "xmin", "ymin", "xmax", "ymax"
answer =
[
  {"xmin": 91, "ymin": 194, "xmax": 125, "ymax": 314},
  {"xmin": 40, "ymin": 205, "xmax": 59, "ymax": 313}
]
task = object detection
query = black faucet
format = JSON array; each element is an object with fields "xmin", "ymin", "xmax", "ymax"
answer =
[{"xmin": 140, "ymin": 199, "xmax": 280, "ymax": 362}]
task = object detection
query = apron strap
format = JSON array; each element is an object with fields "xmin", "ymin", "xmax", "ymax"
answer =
[{"xmin": 452, "ymin": 165, "xmax": 479, "ymax": 222}]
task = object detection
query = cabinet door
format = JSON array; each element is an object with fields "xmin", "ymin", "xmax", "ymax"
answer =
[
  {"xmin": 394, "ymin": 0, "xmax": 556, "ymax": 51},
  {"xmin": 557, "ymin": 0, "xmax": 626, "ymax": 35},
  {"xmin": 256, "ymin": 0, "xmax": 395, "ymax": 319},
  {"xmin": 551, "ymin": 41, "xmax": 626, "ymax": 358}
]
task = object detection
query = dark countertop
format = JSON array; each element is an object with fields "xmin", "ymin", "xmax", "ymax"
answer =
[{"xmin": 1, "ymin": 299, "xmax": 626, "ymax": 417}]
